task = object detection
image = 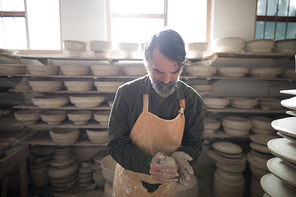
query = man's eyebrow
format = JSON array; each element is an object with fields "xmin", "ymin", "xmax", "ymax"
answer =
[{"xmin": 153, "ymin": 68, "xmax": 180, "ymax": 74}]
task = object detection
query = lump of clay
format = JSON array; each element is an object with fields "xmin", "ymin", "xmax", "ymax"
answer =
[{"xmin": 160, "ymin": 156, "xmax": 179, "ymax": 171}]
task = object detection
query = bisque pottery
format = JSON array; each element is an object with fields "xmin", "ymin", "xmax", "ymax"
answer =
[
  {"xmin": 0, "ymin": 64, "xmax": 27, "ymax": 74},
  {"xmin": 40, "ymin": 111, "xmax": 67, "ymax": 125},
  {"xmin": 218, "ymin": 67, "xmax": 249, "ymax": 78},
  {"xmin": 63, "ymin": 40, "xmax": 87, "ymax": 51},
  {"xmin": 32, "ymin": 96, "xmax": 69, "ymax": 109},
  {"xmin": 101, "ymin": 155, "xmax": 117, "ymax": 182},
  {"xmin": 47, "ymin": 160, "xmax": 79, "ymax": 179},
  {"xmin": 14, "ymin": 110, "xmax": 41, "ymax": 125},
  {"xmin": 86, "ymin": 129, "xmax": 108, "ymax": 144},
  {"xmin": 49, "ymin": 128, "xmax": 80, "ymax": 146},
  {"xmin": 122, "ymin": 65, "xmax": 147, "ymax": 76},
  {"xmin": 213, "ymin": 37, "xmax": 245, "ymax": 53},
  {"xmin": 70, "ymin": 95, "xmax": 105, "ymax": 108},
  {"xmin": 94, "ymin": 81, "xmax": 124, "ymax": 93},
  {"xmin": 27, "ymin": 65, "xmax": 59, "ymax": 76},
  {"xmin": 91, "ymin": 64, "xmax": 122, "ymax": 76},
  {"xmin": 67, "ymin": 111, "xmax": 92, "ymax": 125},
  {"xmin": 184, "ymin": 66, "xmax": 217, "ymax": 77},
  {"xmin": 60, "ymin": 65, "xmax": 90, "ymax": 76},
  {"xmin": 250, "ymin": 67, "xmax": 283, "ymax": 78},
  {"xmin": 204, "ymin": 118, "xmax": 221, "ymax": 133},
  {"xmin": 229, "ymin": 98, "xmax": 259, "ymax": 109},
  {"xmin": 222, "ymin": 116, "xmax": 252, "ymax": 130},
  {"xmin": 273, "ymin": 39, "xmax": 296, "ymax": 54},
  {"xmin": 258, "ymin": 98, "xmax": 283, "ymax": 110},
  {"xmin": 28, "ymin": 81, "xmax": 63, "ymax": 92},
  {"xmin": 203, "ymin": 97, "xmax": 230, "ymax": 109},
  {"xmin": 89, "ymin": 41, "xmax": 112, "ymax": 52},
  {"xmin": 93, "ymin": 111, "xmax": 110, "ymax": 125},
  {"xmin": 244, "ymin": 39, "xmax": 274, "ymax": 53},
  {"xmin": 64, "ymin": 81, "xmax": 94, "ymax": 92},
  {"xmin": 251, "ymin": 116, "xmax": 274, "ymax": 131}
]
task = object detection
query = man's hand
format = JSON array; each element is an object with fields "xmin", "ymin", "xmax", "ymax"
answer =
[
  {"xmin": 171, "ymin": 151, "xmax": 194, "ymax": 186},
  {"xmin": 149, "ymin": 152, "xmax": 179, "ymax": 183}
]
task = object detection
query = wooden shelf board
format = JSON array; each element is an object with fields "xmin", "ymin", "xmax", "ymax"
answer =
[
  {"xmin": 10, "ymin": 89, "xmax": 116, "ymax": 94},
  {"xmin": 27, "ymin": 132, "xmax": 107, "ymax": 147},
  {"xmin": 205, "ymin": 106, "xmax": 286, "ymax": 114},
  {"xmin": 13, "ymin": 104, "xmax": 111, "ymax": 110},
  {"xmin": 206, "ymin": 52, "xmax": 295, "ymax": 59}
]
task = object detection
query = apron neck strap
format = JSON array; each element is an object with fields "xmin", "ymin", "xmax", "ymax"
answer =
[{"xmin": 142, "ymin": 94, "xmax": 149, "ymax": 111}]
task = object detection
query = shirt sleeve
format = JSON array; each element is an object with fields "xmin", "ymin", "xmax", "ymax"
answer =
[
  {"xmin": 177, "ymin": 91, "xmax": 205, "ymax": 165},
  {"xmin": 108, "ymin": 86, "xmax": 153, "ymax": 175}
]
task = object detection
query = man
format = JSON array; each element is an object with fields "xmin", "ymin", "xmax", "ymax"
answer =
[{"xmin": 108, "ymin": 29, "xmax": 204, "ymax": 196}]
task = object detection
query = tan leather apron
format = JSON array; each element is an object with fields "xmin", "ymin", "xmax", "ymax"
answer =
[{"xmin": 112, "ymin": 94, "xmax": 185, "ymax": 197}]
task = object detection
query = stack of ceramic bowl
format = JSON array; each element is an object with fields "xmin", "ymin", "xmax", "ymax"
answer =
[
  {"xmin": 202, "ymin": 97, "xmax": 230, "ymax": 109},
  {"xmin": 229, "ymin": 97, "xmax": 259, "ymax": 109},
  {"xmin": 93, "ymin": 111, "xmax": 110, "ymax": 126},
  {"xmin": 86, "ymin": 129, "xmax": 108, "ymax": 144},
  {"xmin": 63, "ymin": 40, "xmax": 87, "ymax": 58},
  {"xmin": 94, "ymin": 81, "xmax": 124, "ymax": 93},
  {"xmin": 27, "ymin": 65, "xmax": 59, "ymax": 76},
  {"xmin": 49, "ymin": 128, "xmax": 80, "ymax": 146},
  {"xmin": 176, "ymin": 174, "xmax": 199, "ymax": 197},
  {"xmin": 40, "ymin": 111, "xmax": 67, "ymax": 125},
  {"xmin": 101, "ymin": 155, "xmax": 117, "ymax": 197},
  {"xmin": 48, "ymin": 147, "xmax": 78, "ymax": 192},
  {"xmin": 69, "ymin": 95, "xmax": 105, "ymax": 108},
  {"xmin": 213, "ymin": 37, "xmax": 245, "ymax": 53},
  {"xmin": 67, "ymin": 111, "xmax": 92, "ymax": 125},
  {"xmin": 217, "ymin": 67, "xmax": 249, "ymax": 78},
  {"xmin": 28, "ymin": 159, "xmax": 50, "ymax": 188},
  {"xmin": 258, "ymin": 98, "xmax": 283, "ymax": 111},
  {"xmin": 28, "ymin": 80, "xmax": 63, "ymax": 92},
  {"xmin": 117, "ymin": 61, "xmax": 146, "ymax": 76},
  {"xmin": 32, "ymin": 96, "xmax": 69, "ymax": 109},
  {"xmin": 221, "ymin": 116, "xmax": 252, "ymax": 137},
  {"xmin": 244, "ymin": 39, "xmax": 274, "ymax": 53},
  {"xmin": 14, "ymin": 110, "xmax": 41, "ymax": 125},
  {"xmin": 187, "ymin": 42, "xmax": 210, "ymax": 58},
  {"xmin": 207, "ymin": 141, "xmax": 246, "ymax": 197},
  {"xmin": 64, "ymin": 81, "xmax": 94, "ymax": 92},
  {"xmin": 250, "ymin": 116, "xmax": 276, "ymax": 135},
  {"xmin": 60, "ymin": 65, "xmax": 90, "ymax": 76},
  {"xmin": 249, "ymin": 67, "xmax": 283, "ymax": 78},
  {"xmin": 204, "ymin": 118, "xmax": 221, "ymax": 134},
  {"xmin": 77, "ymin": 161, "xmax": 94, "ymax": 188},
  {"xmin": 118, "ymin": 43, "xmax": 139, "ymax": 58},
  {"xmin": 247, "ymin": 134, "xmax": 278, "ymax": 197},
  {"xmin": 92, "ymin": 149, "xmax": 109, "ymax": 188},
  {"xmin": 0, "ymin": 64, "xmax": 27, "ymax": 74},
  {"xmin": 184, "ymin": 65, "xmax": 217, "ymax": 77},
  {"xmin": 89, "ymin": 40, "xmax": 112, "ymax": 58},
  {"xmin": 273, "ymin": 39, "xmax": 296, "ymax": 54},
  {"xmin": 91, "ymin": 64, "xmax": 122, "ymax": 76}
]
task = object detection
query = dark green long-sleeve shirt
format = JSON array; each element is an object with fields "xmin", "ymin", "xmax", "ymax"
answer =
[{"xmin": 108, "ymin": 75, "xmax": 204, "ymax": 175}]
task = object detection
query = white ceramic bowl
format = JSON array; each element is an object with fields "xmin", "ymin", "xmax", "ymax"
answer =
[
  {"xmin": 229, "ymin": 98, "xmax": 259, "ymax": 109},
  {"xmin": 94, "ymin": 81, "xmax": 124, "ymax": 93},
  {"xmin": 14, "ymin": 110, "xmax": 41, "ymax": 125},
  {"xmin": 64, "ymin": 81, "xmax": 94, "ymax": 92},
  {"xmin": 29, "ymin": 81, "xmax": 63, "ymax": 92},
  {"xmin": 218, "ymin": 67, "xmax": 249, "ymax": 78},
  {"xmin": 184, "ymin": 66, "xmax": 217, "ymax": 77},
  {"xmin": 90, "ymin": 65, "xmax": 122, "ymax": 76},
  {"xmin": 49, "ymin": 128, "xmax": 80, "ymax": 146},
  {"xmin": 203, "ymin": 97, "xmax": 230, "ymax": 109},
  {"xmin": 27, "ymin": 65, "xmax": 59, "ymax": 76},
  {"xmin": 190, "ymin": 84, "xmax": 214, "ymax": 92},
  {"xmin": 90, "ymin": 41, "xmax": 112, "ymax": 52},
  {"xmin": 244, "ymin": 39, "xmax": 274, "ymax": 53},
  {"xmin": 250, "ymin": 67, "xmax": 283, "ymax": 78},
  {"xmin": 222, "ymin": 116, "xmax": 252, "ymax": 130},
  {"xmin": 40, "ymin": 111, "xmax": 67, "ymax": 125},
  {"xmin": 101, "ymin": 155, "xmax": 117, "ymax": 182},
  {"xmin": 67, "ymin": 111, "xmax": 92, "ymax": 125},
  {"xmin": 60, "ymin": 65, "xmax": 90, "ymax": 76},
  {"xmin": 213, "ymin": 37, "xmax": 245, "ymax": 52},
  {"xmin": 86, "ymin": 129, "xmax": 108, "ymax": 144},
  {"xmin": 0, "ymin": 64, "xmax": 27, "ymax": 74},
  {"xmin": 63, "ymin": 40, "xmax": 87, "ymax": 51},
  {"xmin": 93, "ymin": 111, "xmax": 110, "ymax": 125},
  {"xmin": 32, "ymin": 96, "xmax": 69, "ymax": 108},
  {"xmin": 70, "ymin": 95, "xmax": 105, "ymax": 108},
  {"xmin": 204, "ymin": 118, "xmax": 221, "ymax": 134}
]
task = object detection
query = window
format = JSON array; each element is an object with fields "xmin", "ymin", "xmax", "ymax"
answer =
[
  {"xmin": 255, "ymin": 0, "xmax": 296, "ymax": 40},
  {"xmin": 0, "ymin": 0, "xmax": 61, "ymax": 52},
  {"xmin": 107, "ymin": 0, "xmax": 210, "ymax": 44}
]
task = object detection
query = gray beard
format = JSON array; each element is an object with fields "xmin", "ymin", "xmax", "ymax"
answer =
[{"xmin": 151, "ymin": 80, "xmax": 178, "ymax": 97}]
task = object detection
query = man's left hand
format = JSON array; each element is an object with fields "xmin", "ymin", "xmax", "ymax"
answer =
[{"xmin": 171, "ymin": 151, "xmax": 194, "ymax": 186}]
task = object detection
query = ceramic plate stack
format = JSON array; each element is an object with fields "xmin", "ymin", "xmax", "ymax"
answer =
[
  {"xmin": 77, "ymin": 161, "xmax": 95, "ymax": 188},
  {"xmin": 260, "ymin": 89, "xmax": 296, "ymax": 196},
  {"xmin": 221, "ymin": 116, "xmax": 252, "ymax": 137},
  {"xmin": 28, "ymin": 157, "xmax": 50, "ymax": 188},
  {"xmin": 248, "ymin": 134, "xmax": 278, "ymax": 197},
  {"xmin": 207, "ymin": 141, "xmax": 246, "ymax": 197},
  {"xmin": 92, "ymin": 149, "xmax": 109, "ymax": 188},
  {"xmin": 48, "ymin": 147, "xmax": 78, "ymax": 192},
  {"xmin": 251, "ymin": 116, "xmax": 276, "ymax": 135},
  {"xmin": 229, "ymin": 97, "xmax": 259, "ymax": 109}
]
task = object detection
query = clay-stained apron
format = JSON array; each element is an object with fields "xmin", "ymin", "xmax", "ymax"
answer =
[{"xmin": 112, "ymin": 94, "xmax": 185, "ymax": 197}]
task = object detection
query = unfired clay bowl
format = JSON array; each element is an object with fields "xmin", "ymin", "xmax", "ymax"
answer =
[
  {"xmin": 14, "ymin": 110, "xmax": 41, "ymax": 125},
  {"xmin": 60, "ymin": 65, "xmax": 90, "ymax": 76},
  {"xmin": 64, "ymin": 81, "xmax": 94, "ymax": 92},
  {"xmin": 222, "ymin": 116, "xmax": 252, "ymax": 130},
  {"xmin": 122, "ymin": 66, "xmax": 147, "ymax": 76},
  {"xmin": 49, "ymin": 128, "xmax": 80, "ymax": 146},
  {"xmin": 203, "ymin": 97, "xmax": 230, "ymax": 109},
  {"xmin": 230, "ymin": 98, "xmax": 259, "ymax": 109},
  {"xmin": 0, "ymin": 64, "xmax": 27, "ymax": 74},
  {"xmin": 258, "ymin": 98, "xmax": 283, "ymax": 110},
  {"xmin": 187, "ymin": 42, "xmax": 210, "ymax": 52},
  {"xmin": 93, "ymin": 111, "xmax": 110, "ymax": 125},
  {"xmin": 90, "ymin": 65, "xmax": 121, "ymax": 76},
  {"xmin": 184, "ymin": 66, "xmax": 217, "ymax": 77},
  {"xmin": 86, "ymin": 129, "xmax": 108, "ymax": 144},
  {"xmin": 94, "ymin": 82, "xmax": 124, "ymax": 93},
  {"xmin": 40, "ymin": 111, "xmax": 67, "ymax": 125},
  {"xmin": 32, "ymin": 96, "xmax": 69, "ymax": 108},
  {"xmin": 29, "ymin": 81, "xmax": 63, "ymax": 92},
  {"xmin": 89, "ymin": 41, "xmax": 112, "ymax": 52},
  {"xmin": 63, "ymin": 40, "xmax": 87, "ymax": 51},
  {"xmin": 244, "ymin": 39, "xmax": 274, "ymax": 53},
  {"xmin": 218, "ymin": 67, "xmax": 249, "ymax": 78},
  {"xmin": 70, "ymin": 95, "xmax": 105, "ymax": 108},
  {"xmin": 204, "ymin": 118, "xmax": 221, "ymax": 134},
  {"xmin": 67, "ymin": 111, "xmax": 92, "ymax": 125},
  {"xmin": 101, "ymin": 155, "xmax": 117, "ymax": 182},
  {"xmin": 27, "ymin": 65, "xmax": 59, "ymax": 76},
  {"xmin": 274, "ymin": 39, "xmax": 296, "ymax": 54},
  {"xmin": 251, "ymin": 116, "xmax": 273, "ymax": 131},
  {"xmin": 213, "ymin": 37, "xmax": 245, "ymax": 52},
  {"xmin": 250, "ymin": 67, "xmax": 283, "ymax": 78}
]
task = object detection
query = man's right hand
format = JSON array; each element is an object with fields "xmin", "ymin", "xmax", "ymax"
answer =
[{"xmin": 149, "ymin": 152, "xmax": 179, "ymax": 183}]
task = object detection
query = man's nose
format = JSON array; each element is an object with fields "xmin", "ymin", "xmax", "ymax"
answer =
[{"xmin": 162, "ymin": 74, "xmax": 171, "ymax": 84}]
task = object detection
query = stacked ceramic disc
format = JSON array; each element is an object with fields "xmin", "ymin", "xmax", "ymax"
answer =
[
  {"xmin": 207, "ymin": 141, "xmax": 246, "ymax": 197},
  {"xmin": 48, "ymin": 147, "xmax": 79, "ymax": 192},
  {"xmin": 92, "ymin": 149, "xmax": 109, "ymax": 188},
  {"xmin": 77, "ymin": 161, "xmax": 95, "ymax": 188},
  {"xmin": 247, "ymin": 134, "xmax": 278, "ymax": 197},
  {"xmin": 260, "ymin": 89, "xmax": 296, "ymax": 196},
  {"xmin": 28, "ymin": 157, "xmax": 51, "ymax": 188}
]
